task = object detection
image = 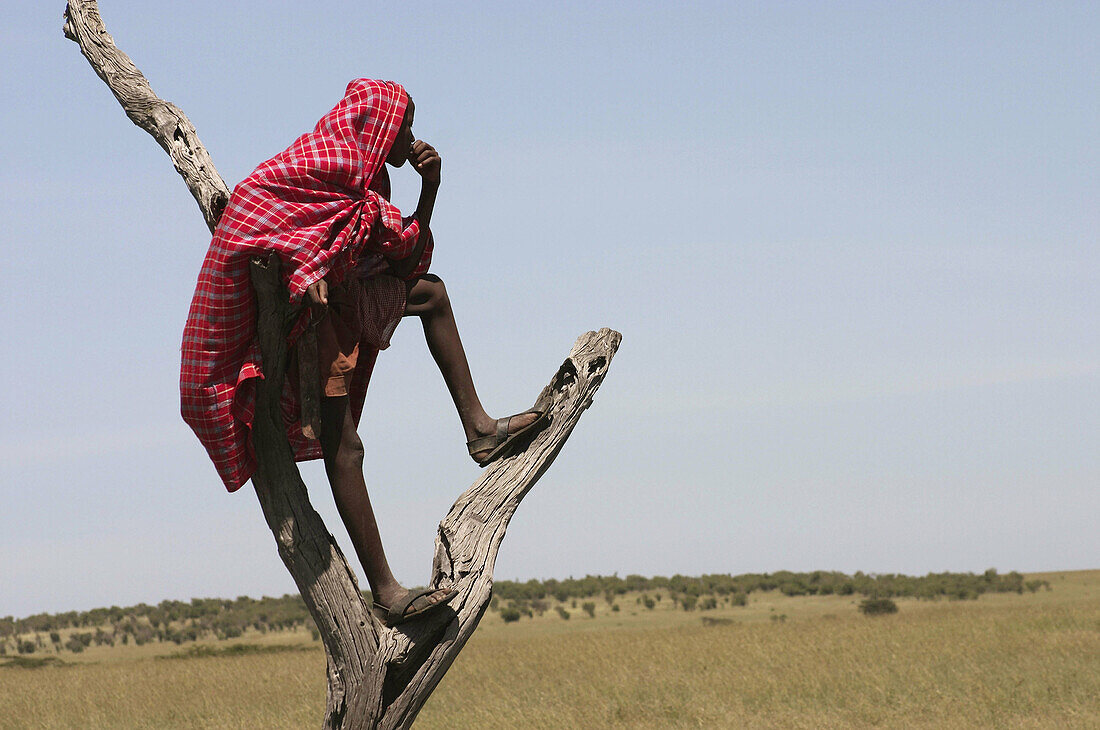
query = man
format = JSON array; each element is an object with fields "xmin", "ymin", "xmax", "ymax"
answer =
[{"xmin": 181, "ymin": 79, "xmax": 546, "ymax": 626}]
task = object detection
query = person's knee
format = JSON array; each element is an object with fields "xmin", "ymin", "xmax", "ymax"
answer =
[
  {"xmin": 333, "ymin": 430, "xmax": 365, "ymax": 472},
  {"xmin": 421, "ymin": 276, "xmax": 450, "ymax": 313}
]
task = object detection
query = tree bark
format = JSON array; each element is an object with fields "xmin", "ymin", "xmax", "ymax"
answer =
[{"xmin": 65, "ymin": 2, "xmax": 621, "ymax": 727}]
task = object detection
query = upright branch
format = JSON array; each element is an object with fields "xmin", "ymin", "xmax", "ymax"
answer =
[{"xmin": 66, "ymin": 2, "xmax": 621, "ymax": 727}]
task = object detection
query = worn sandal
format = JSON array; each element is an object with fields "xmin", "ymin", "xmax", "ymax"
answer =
[
  {"xmin": 372, "ymin": 587, "xmax": 458, "ymax": 628},
  {"xmin": 467, "ymin": 409, "xmax": 550, "ymax": 467}
]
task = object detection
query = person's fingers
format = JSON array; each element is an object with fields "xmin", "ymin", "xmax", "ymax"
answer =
[
  {"xmin": 317, "ymin": 280, "xmax": 328, "ymax": 305},
  {"xmin": 416, "ymin": 150, "xmax": 439, "ymax": 167}
]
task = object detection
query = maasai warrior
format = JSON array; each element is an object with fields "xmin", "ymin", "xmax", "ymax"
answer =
[{"xmin": 181, "ymin": 79, "xmax": 547, "ymax": 626}]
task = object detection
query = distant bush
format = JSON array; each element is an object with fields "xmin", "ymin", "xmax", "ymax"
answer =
[
  {"xmin": 730, "ymin": 592, "xmax": 748, "ymax": 607},
  {"xmin": 2, "ymin": 656, "xmax": 64, "ymax": 669},
  {"xmin": 17, "ymin": 640, "xmax": 35, "ymax": 655},
  {"xmin": 581, "ymin": 602, "xmax": 596, "ymax": 618},
  {"xmin": 680, "ymin": 596, "xmax": 697, "ymax": 612},
  {"xmin": 699, "ymin": 597, "xmax": 717, "ymax": 611},
  {"xmin": 859, "ymin": 598, "xmax": 899, "ymax": 616},
  {"xmin": 642, "ymin": 596, "xmax": 656, "ymax": 610},
  {"xmin": 611, "ymin": 604, "xmax": 620, "ymax": 612},
  {"xmin": 500, "ymin": 608, "xmax": 521, "ymax": 623}
]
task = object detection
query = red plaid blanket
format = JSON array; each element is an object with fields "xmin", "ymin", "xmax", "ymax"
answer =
[{"xmin": 180, "ymin": 79, "xmax": 432, "ymax": 491}]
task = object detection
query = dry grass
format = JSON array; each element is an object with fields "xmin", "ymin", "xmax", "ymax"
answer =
[{"xmin": 2, "ymin": 571, "xmax": 1097, "ymax": 729}]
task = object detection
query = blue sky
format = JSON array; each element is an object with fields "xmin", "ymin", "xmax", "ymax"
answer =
[{"xmin": 1, "ymin": 1, "xmax": 1097, "ymax": 618}]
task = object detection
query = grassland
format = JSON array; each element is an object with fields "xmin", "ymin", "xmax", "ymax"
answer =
[{"xmin": 2, "ymin": 570, "xmax": 1097, "ymax": 729}]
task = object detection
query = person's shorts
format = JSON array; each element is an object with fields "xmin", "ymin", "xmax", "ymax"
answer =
[{"xmin": 304, "ymin": 274, "xmax": 407, "ymax": 397}]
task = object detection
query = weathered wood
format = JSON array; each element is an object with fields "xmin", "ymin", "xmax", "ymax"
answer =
[
  {"xmin": 66, "ymin": 2, "xmax": 621, "ymax": 726},
  {"xmin": 298, "ymin": 324, "xmax": 323, "ymax": 440},
  {"xmin": 63, "ymin": 0, "xmax": 229, "ymax": 231}
]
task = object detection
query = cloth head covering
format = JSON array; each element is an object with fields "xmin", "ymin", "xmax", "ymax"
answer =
[{"xmin": 180, "ymin": 79, "xmax": 429, "ymax": 491}]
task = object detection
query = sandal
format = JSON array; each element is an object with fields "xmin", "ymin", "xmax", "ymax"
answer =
[
  {"xmin": 467, "ymin": 409, "xmax": 550, "ymax": 467},
  {"xmin": 372, "ymin": 587, "xmax": 458, "ymax": 628}
]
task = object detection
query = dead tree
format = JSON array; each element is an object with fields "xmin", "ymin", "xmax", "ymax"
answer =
[{"xmin": 64, "ymin": 2, "xmax": 621, "ymax": 728}]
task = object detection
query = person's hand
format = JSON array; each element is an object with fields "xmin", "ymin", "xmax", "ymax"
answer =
[
  {"xmin": 305, "ymin": 280, "xmax": 328, "ymax": 320},
  {"xmin": 408, "ymin": 140, "xmax": 441, "ymax": 186}
]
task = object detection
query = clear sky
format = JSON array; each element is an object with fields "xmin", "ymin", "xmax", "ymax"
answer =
[{"xmin": 1, "ymin": 1, "xmax": 1096, "ymax": 618}]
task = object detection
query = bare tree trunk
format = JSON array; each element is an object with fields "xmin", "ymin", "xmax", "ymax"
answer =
[{"xmin": 65, "ymin": 2, "xmax": 621, "ymax": 727}]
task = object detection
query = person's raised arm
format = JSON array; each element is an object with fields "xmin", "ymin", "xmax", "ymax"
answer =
[{"xmin": 388, "ymin": 139, "xmax": 440, "ymax": 279}]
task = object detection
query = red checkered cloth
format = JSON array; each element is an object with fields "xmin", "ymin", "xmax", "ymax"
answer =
[{"xmin": 180, "ymin": 79, "xmax": 432, "ymax": 491}]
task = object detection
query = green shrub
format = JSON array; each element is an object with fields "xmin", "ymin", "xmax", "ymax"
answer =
[
  {"xmin": 581, "ymin": 602, "xmax": 596, "ymax": 618},
  {"xmin": 859, "ymin": 598, "xmax": 899, "ymax": 616},
  {"xmin": 500, "ymin": 608, "xmax": 521, "ymax": 623},
  {"xmin": 643, "ymin": 597, "xmax": 656, "ymax": 610},
  {"xmin": 680, "ymin": 596, "xmax": 697, "ymax": 611},
  {"xmin": 555, "ymin": 606, "xmax": 570, "ymax": 620}
]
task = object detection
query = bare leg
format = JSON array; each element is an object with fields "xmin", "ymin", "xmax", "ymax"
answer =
[
  {"xmin": 319, "ymin": 394, "xmax": 448, "ymax": 613},
  {"xmin": 404, "ymin": 275, "xmax": 539, "ymax": 460}
]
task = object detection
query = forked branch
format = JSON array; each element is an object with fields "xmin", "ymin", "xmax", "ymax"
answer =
[{"xmin": 66, "ymin": 2, "xmax": 620, "ymax": 727}]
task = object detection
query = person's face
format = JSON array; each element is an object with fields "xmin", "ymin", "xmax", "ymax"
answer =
[{"xmin": 386, "ymin": 97, "xmax": 415, "ymax": 166}]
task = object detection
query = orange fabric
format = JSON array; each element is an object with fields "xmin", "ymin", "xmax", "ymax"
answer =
[{"xmin": 289, "ymin": 274, "xmax": 407, "ymax": 401}]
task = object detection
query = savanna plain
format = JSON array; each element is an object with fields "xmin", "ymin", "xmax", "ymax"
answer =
[{"xmin": 2, "ymin": 570, "xmax": 1097, "ymax": 729}]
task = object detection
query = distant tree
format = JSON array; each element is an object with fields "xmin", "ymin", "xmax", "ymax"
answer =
[
  {"xmin": 581, "ymin": 602, "xmax": 596, "ymax": 618},
  {"xmin": 859, "ymin": 598, "xmax": 899, "ymax": 616}
]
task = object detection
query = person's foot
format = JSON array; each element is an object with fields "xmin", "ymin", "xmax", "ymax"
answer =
[
  {"xmin": 467, "ymin": 411, "xmax": 544, "ymax": 466},
  {"xmin": 372, "ymin": 585, "xmax": 456, "ymax": 627}
]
